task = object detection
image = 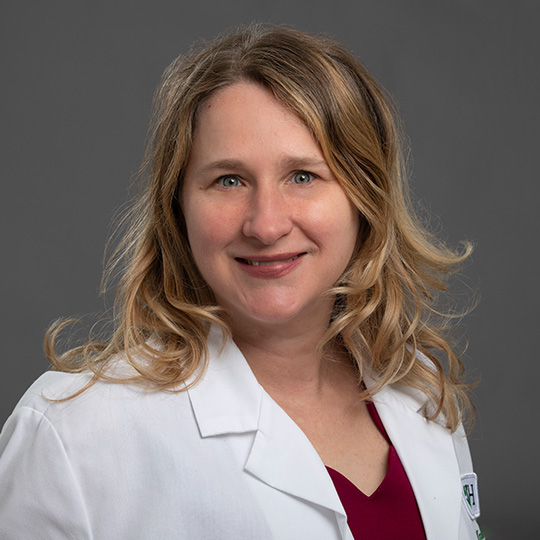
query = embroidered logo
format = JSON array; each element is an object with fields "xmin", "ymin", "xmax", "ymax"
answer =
[
  {"xmin": 475, "ymin": 528, "xmax": 486, "ymax": 540},
  {"xmin": 461, "ymin": 472, "xmax": 480, "ymax": 520}
]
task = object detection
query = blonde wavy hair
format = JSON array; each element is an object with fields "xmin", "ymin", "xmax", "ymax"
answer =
[{"xmin": 47, "ymin": 24, "xmax": 474, "ymax": 431}]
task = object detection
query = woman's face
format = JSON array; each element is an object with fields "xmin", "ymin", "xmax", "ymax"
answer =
[{"xmin": 182, "ymin": 82, "xmax": 359, "ymax": 329}]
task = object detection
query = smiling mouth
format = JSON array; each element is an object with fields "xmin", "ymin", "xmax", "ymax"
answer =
[{"xmin": 237, "ymin": 254, "xmax": 304, "ymax": 266}]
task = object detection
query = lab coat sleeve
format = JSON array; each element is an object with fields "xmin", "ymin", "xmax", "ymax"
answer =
[{"xmin": 0, "ymin": 406, "xmax": 92, "ymax": 540}]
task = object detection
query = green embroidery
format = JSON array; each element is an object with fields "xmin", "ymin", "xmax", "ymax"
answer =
[
  {"xmin": 463, "ymin": 485, "xmax": 473, "ymax": 508},
  {"xmin": 476, "ymin": 527, "xmax": 486, "ymax": 539}
]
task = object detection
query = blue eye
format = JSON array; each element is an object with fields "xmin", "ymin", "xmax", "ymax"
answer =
[
  {"xmin": 218, "ymin": 175, "xmax": 241, "ymax": 188},
  {"xmin": 292, "ymin": 171, "xmax": 313, "ymax": 185}
]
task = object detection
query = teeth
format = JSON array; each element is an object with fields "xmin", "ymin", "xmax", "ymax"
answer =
[{"xmin": 246, "ymin": 255, "xmax": 299, "ymax": 266}]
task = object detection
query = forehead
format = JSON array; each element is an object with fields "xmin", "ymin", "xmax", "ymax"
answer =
[
  {"xmin": 188, "ymin": 82, "xmax": 323, "ymax": 166},
  {"xmin": 197, "ymin": 82, "xmax": 306, "ymax": 130}
]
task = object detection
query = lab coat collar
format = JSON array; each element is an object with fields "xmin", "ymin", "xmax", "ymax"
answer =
[
  {"xmin": 187, "ymin": 325, "xmax": 349, "ymax": 534},
  {"xmin": 186, "ymin": 325, "xmax": 262, "ymax": 437},
  {"xmin": 369, "ymin": 380, "xmax": 462, "ymax": 540}
]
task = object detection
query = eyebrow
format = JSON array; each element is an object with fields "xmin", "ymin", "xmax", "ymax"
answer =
[{"xmin": 196, "ymin": 156, "xmax": 330, "ymax": 175}]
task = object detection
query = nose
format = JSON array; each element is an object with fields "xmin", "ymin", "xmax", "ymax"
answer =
[{"xmin": 242, "ymin": 184, "xmax": 293, "ymax": 245}]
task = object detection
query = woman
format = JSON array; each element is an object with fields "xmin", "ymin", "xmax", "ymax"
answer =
[{"xmin": 0, "ymin": 24, "xmax": 482, "ymax": 539}]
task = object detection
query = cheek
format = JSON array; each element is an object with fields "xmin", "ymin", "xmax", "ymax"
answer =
[
  {"xmin": 184, "ymin": 201, "xmax": 238, "ymax": 262},
  {"xmin": 335, "ymin": 213, "xmax": 359, "ymax": 264},
  {"xmin": 333, "ymin": 219, "xmax": 358, "ymax": 273},
  {"xmin": 312, "ymin": 196, "xmax": 359, "ymax": 256}
]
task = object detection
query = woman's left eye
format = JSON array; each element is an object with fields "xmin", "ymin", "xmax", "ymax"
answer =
[{"xmin": 291, "ymin": 171, "xmax": 314, "ymax": 185}]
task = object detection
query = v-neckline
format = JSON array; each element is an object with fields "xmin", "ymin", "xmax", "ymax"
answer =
[
  {"xmin": 326, "ymin": 446, "xmax": 397, "ymax": 499},
  {"xmin": 325, "ymin": 401, "xmax": 393, "ymax": 498}
]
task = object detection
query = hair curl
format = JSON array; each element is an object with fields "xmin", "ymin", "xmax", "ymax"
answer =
[{"xmin": 46, "ymin": 23, "xmax": 474, "ymax": 431}]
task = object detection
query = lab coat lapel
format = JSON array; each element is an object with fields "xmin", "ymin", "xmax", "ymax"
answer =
[
  {"xmin": 244, "ymin": 390, "xmax": 347, "ymax": 520},
  {"xmin": 371, "ymin": 385, "xmax": 462, "ymax": 540},
  {"xmin": 187, "ymin": 326, "xmax": 348, "ymax": 537}
]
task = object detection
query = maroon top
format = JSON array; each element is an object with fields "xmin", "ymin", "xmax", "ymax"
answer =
[{"xmin": 326, "ymin": 402, "xmax": 427, "ymax": 540}]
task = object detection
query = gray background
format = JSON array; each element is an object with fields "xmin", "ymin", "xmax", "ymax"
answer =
[{"xmin": 1, "ymin": 1, "xmax": 538, "ymax": 537}]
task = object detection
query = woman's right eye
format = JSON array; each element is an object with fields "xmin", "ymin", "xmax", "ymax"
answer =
[{"xmin": 217, "ymin": 175, "xmax": 242, "ymax": 188}]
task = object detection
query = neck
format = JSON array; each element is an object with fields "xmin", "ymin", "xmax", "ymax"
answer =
[{"xmin": 228, "ymin": 312, "xmax": 351, "ymax": 403}]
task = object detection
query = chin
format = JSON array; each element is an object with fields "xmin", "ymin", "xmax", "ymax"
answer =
[{"xmin": 237, "ymin": 299, "xmax": 322, "ymax": 327}]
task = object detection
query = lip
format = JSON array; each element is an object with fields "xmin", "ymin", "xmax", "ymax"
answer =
[{"xmin": 235, "ymin": 252, "xmax": 306, "ymax": 278}]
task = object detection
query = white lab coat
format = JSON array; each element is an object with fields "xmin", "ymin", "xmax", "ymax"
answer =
[{"xmin": 0, "ymin": 326, "xmax": 482, "ymax": 539}]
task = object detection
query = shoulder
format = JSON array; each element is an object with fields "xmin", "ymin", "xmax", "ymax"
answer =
[
  {"xmin": 0, "ymin": 363, "xmax": 202, "ymax": 510},
  {"xmin": 3, "ymin": 362, "xmax": 195, "ymax": 452},
  {"xmin": 0, "ymin": 362, "xmax": 233, "ymax": 539},
  {"xmin": 13, "ymin": 370, "xmax": 94, "ymax": 412}
]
